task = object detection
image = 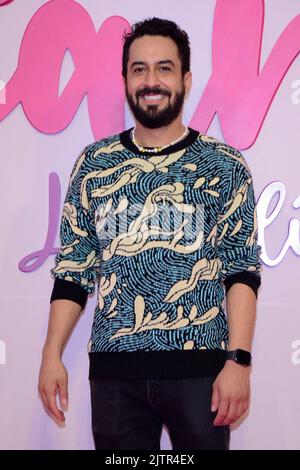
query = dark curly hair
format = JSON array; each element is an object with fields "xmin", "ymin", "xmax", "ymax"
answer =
[{"xmin": 122, "ymin": 17, "xmax": 190, "ymax": 78}]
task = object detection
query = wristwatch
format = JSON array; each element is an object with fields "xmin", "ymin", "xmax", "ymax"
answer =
[{"xmin": 226, "ymin": 349, "xmax": 252, "ymax": 366}]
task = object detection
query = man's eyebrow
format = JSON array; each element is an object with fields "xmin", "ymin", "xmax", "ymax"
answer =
[
  {"xmin": 157, "ymin": 60, "xmax": 175, "ymax": 66},
  {"xmin": 130, "ymin": 61, "xmax": 146, "ymax": 69},
  {"xmin": 130, "ymin": 60, "xmax": 175, "ymax": 68}
]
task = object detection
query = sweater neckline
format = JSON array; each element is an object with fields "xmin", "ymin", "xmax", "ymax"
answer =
[{"xmin": 120, "ymin": 127, "xmax": 199, "ymax": 156}]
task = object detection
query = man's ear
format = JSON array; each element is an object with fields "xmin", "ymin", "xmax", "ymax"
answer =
[
  {"xmin": 184, "ymin": 71, "xmax": 192, "ymax": 100},
  {"xmin": 123, "ymin": 76, "xmax": 128, "ymax": 102}
]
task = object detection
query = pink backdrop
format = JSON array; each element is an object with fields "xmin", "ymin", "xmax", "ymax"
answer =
[{"xmin": 0, "ymin": 0, "xmax": 300, "ymax": 449}]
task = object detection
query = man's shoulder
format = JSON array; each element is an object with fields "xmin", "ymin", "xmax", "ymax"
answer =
[
  {"xmin": 196, "ymin": 132, "xmax": 241, "ymax": 159},
  {"xmin": 83, "ymin": 131, "xmax": 124, "ymax": 157},
  {"xmin": 69, "ymin": 132, "xmax": 125, "ymax": 179},
  {"xmin": 194, "ymin": 131, "xmax": 250, "ymax": 174}
]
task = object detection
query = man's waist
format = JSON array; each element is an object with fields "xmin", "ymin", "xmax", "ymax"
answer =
[{"xmin": 88, "ymin": 349, "xmax": 227, "ymax": 380}]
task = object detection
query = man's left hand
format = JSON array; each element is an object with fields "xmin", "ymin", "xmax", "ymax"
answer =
[{"xmin": 211, "ymin": 360, "xmax": 250, "ymax": 426}]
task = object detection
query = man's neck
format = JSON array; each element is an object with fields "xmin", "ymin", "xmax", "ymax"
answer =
[{"xmin": 134, "ymin": 120, "xmax": 186, "ymax": 148}]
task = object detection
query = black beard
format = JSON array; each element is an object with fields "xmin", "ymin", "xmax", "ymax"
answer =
[{"xmin": 125, "ymin": 85, "xmax": 185, "ymax": 129}]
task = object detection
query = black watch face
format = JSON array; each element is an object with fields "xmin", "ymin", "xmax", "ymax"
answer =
[{"xmin": 236, "ymin": 349, "xmax": 251, "ymax": 365}]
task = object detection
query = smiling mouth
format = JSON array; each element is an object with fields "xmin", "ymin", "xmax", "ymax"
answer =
[{"xmin": 141, "ymin": 94, "xmax": 167, "ymax": 102}]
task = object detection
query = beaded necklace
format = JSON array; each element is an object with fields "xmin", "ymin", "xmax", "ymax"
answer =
[{"xmin": 131, "ymin": 126, "xmax": 189, "ymax": 153}]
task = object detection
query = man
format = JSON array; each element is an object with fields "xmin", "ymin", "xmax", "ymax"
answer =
[{"xmin": 38, "ymin": 17, "xmax": 261, "ymax": 450}]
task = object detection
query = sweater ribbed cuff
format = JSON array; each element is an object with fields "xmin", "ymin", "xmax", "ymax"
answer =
[
  {"xmin": 224, "ymin": 271, "xmax": 261, "ymax": 297},
  {"xmin": 50, "ymin": 278, "xmax": 88, "ymax": 309}
]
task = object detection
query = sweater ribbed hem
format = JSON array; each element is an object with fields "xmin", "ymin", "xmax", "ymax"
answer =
[{"xmin": 89, "ymin": 350, "xmax": 227, "ymax": 380}]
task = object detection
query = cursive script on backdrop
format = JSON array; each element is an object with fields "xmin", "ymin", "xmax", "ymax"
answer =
[{"xmin": 1, "ymin": 0, "xmax": 300, "ymax": 147}]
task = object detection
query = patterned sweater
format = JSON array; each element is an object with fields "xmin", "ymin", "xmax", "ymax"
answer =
[{"xmin": 50, "ymin": 128, "xmax": 262, "ymax": 379}]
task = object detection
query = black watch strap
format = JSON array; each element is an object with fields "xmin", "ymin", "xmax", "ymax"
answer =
[{"xmin": 226, "ymin": 349, "xmax": 252, "ymax": 366}]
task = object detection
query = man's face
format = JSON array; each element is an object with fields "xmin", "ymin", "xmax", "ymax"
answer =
[{"xmin": 125, "ymin": 35, "xmax": 191, "ymax": 129}]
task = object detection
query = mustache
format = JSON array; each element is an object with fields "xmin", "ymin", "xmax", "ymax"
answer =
[{"xmin": 136, "ymin": 87, "xmax": 171, "ymax": 99}]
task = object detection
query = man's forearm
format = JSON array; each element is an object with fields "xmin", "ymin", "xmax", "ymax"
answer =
[
  {"xmin": 42, "ymin": 299, "xmax": 83, "ymax": 359},
  {"xmin": 226, "ymin": 283, "xmax": 257, "ymax": 351}
]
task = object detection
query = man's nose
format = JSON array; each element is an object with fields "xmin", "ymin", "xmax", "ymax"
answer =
[{"xmin": 143, "ymin": 68, "xmax": 160, "ymax": 88}]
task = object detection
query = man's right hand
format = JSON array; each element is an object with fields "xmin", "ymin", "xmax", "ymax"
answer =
[{"xmin": 38, "ymin": 355, "xmax": 68, "ymax": 423}]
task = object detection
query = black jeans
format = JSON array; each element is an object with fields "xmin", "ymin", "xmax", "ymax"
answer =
[{"xmin": 90, "ymin": 376, "xmax": 230, "ymax": 450}]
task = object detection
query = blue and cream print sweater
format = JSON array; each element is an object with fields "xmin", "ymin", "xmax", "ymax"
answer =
[{"xmin": 51, "ymin": 128, "xmax": 261, "ymax": 379}]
